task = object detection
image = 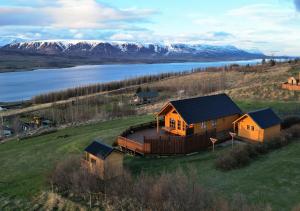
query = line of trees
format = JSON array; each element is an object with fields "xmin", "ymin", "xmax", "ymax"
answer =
[
  {"xmin": 34, "ymin": 95, "xmax": 136, "ymax": 125},
  {"xmin": 32, "ymin": 62, "xmax": 271, "ymax": 104}
]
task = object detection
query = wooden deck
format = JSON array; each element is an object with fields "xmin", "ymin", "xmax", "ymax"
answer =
[{"xmin": 117, "ymin": 121, "xmax": 229, "ymax": 155}]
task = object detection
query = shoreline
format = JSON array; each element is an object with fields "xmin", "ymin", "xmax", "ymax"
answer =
[{"xmin": 0, "ymin": 57, "xmax": 267, "ymax": 74}]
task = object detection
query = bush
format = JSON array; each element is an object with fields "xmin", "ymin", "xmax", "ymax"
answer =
[
  {"xmin": 216, "ymin": 125, "xmax": 300, "ymax": 172},
  {"xmin": 215, "ymin": 145, "xmax": 251, "ymax": 171},
  {"xmin": 281, "ymin": 116, "xmax": 300, "ymax": 129},
  {"xmin": 50, "ymin": 158, "xmax": 269, "ymax": 210},
  {"xmin": 285, "ymin": 125, "xmax": 300, "ymax": 139}
]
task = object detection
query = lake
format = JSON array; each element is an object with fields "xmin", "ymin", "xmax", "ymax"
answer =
[{"xmin": 0, "ymin": 59, "xmax": 262, "ymax": 102}]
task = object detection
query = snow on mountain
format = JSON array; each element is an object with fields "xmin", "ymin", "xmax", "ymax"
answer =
[{"xmin": 1, "ymin": 40, "xmax": 265, "ymax": 60}]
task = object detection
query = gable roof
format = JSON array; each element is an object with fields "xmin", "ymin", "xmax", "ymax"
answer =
[
  {"xmin": 85, "ymin": 140, "xmax": 120, "ymax": 160},
  {"xmin": 161, "ymin": 93, "xmax": 242, "ymax": 125},
  {"xmin": 246, "ymin": 108, "xmax": 281, "ymax": 129}
]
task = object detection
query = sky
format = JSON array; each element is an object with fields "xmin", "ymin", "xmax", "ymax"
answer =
[{"xmin": 0, "ymin": 0, "xmax": 300, "ymax": 55}]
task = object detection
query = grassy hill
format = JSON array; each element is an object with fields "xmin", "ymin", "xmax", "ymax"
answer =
[
  {"xmin": 0, "ymin": 113, "xmax": 300, "ymax": 210},
  {"xmin": 1, "ymin": 62, "xmax": 300, "ymax": 210}
]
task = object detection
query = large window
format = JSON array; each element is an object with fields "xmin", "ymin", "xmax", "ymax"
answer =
[
  {"xmin": 90, "ymin": 158, "xmax": 97, "ymax": 165},
  {"xmin": 177, "ymin": 120, "xmax": 181, "ymax": 130},
  {"xmin": 170, "ymin": 118, "xmax": 176, "ymax": 129}
]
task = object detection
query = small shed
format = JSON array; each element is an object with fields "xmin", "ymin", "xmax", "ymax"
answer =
[
  {"xmin": 288, "ymin": 77, "xmax": 299, "ymax": 85},
  {"xmin": 133, "ymin": 91, "xmax": 159, "ymax": 104},
  {"xmin": 84, "ymin": 140, "xmax": 124, "ymax": 179},
  {"xmin": 233, "ymin": 108, "xmax": 281, "ymax": 142}
]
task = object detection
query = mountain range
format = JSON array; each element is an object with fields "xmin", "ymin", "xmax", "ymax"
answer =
[{"xmin": 0, "ymin": 40, "xmax": 265, "ymax": 61}]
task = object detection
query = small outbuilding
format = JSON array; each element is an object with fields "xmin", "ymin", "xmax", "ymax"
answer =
[
  {"xmin": 233, "ymin": 108, "xmax": 281, "ymax": 142},
  {"xmin": 83, "ymin": 140, "xmax": 124, "ymax": 180}
]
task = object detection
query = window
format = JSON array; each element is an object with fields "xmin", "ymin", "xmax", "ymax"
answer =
[
  {"xmin": 251, "ymin": 126, "xmax": 254, "ymax": 131},
  {"xmin": 90, "ymin": 158, "xmax": 97, "ymax": 165},
  {"xmin": 183, "ymin": 123, "xmax": 186, "ymax": 131},
  {"xmin": 170, "ymin": 118, "xmax": 176, "ymax": 129},
  {"xmin": 247, "ymin": 125, "xmax": 250, "ymax": 130},
  {"xmin": 201, "ymin": 122, "xmax": 206, "ymax": 129},
  {"xmin": 212, "ymin": 120, "xmax": 217, "ymax": 128},
  {"xmin": 177, "ymin": 120, "xmax": 181, "ymax": 130}
]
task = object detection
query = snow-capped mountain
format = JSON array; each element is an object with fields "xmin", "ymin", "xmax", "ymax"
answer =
[{"xmin": 1, "ymin": 40, "xmax": 265, "ymax": 61}]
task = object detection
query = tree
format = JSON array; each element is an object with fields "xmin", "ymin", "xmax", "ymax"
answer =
[
  {"xmin": 269, "ymin": 59, "xmax": 276, "ymax": 66},
  {"xmin": 136, "ymin": 86, "xmax": 142, "ymax": 94}
]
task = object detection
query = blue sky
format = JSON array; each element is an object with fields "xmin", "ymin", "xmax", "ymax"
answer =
[{"xmin": 0, "ymin": 0, "xmax": 299, "ymax": 55}]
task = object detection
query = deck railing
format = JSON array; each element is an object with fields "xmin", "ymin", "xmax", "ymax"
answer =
[{"xmin": 117, "ymin": 121, "xmax": 225, "ymax": 155}]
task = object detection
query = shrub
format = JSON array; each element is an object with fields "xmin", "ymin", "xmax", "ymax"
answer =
[
  {"xmin": 253, "ymin": 144, "xmax": 268, "ymax": 154},
  {"xmin": 215, "ymin": 145, "xmax": 251, "ymax": 171},
  {"xmin": 285, "ymin": 125, "xmax": 300, "ymax": 139},
  {"xmin": 215, "ymin": 153, "xmax": 238, "ymax": 171},
  {"xmin": 216, "ymin": 126, "xmax": 300, "ymax": 172},
  {"xmin": 281, "ymin": 116, "xmax": 300, "ymax": 129}
]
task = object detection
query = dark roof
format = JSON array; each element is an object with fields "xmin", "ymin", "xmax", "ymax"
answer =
[
  {"xmin": 136, "ymin": 91, "xmax": 158, "ymax": 98},
  {"xmin": 84, "ymin": 140, "xmax": 118, "ymax": 160},
  {"xmin": 170, "ymin": 93, "xmax": 242, "ymax": 124},
  {"xmin": 247, "ymin": 108, "xmax": 281, "ymax": 129}
]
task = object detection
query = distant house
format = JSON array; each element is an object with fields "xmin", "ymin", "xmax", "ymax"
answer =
[
  {"xmin": 233, "ymin": 108, "xmax": 281, "ymax": 142},
  {"xmin": 282, "ymin": 72, "xmax": 300, "ymax": 91},
  {"xmin": 0, "ymin": 125, "xmax": 13, "ymax": 138},
  {"xmin": 157, "ymin": 93, "xmax": 242, "ymax": 136},
  {"xmin": 83, "ymin": 140, "xmax": 124, "ymax": 180},
  {"xmin": 133, "ymin": 90, "xmax": 159, "ymax": 104}
]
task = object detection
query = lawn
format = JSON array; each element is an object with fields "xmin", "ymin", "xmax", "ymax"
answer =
[
  {"xmin": 125, "ymin": 141, "xmax": 300, "ymax": 210},
  {"xmin": 0, "ymin": 101, "xmax": 300, "ymax": 210},
  {"xmin": 236, "ymin": 100, "xmax": 300, "ymax": 117},
  {"xmin": 0, "ymin": 115, "xmax": 153, "ymax": 199}
]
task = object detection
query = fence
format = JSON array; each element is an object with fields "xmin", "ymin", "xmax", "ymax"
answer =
[
  {"xmin": 117, "ymin": 121, "xmax": 218, "ymax": 155},
  {"xmin": 144, "ymin": 129, "xmax": 217, "ymax": 154}
]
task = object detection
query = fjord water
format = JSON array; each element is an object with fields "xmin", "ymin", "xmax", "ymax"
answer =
[{"xmin": 0, "ymin": 59, "xmax": 261, "ymax": 102}]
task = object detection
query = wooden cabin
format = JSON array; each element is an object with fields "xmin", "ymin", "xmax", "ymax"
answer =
[
  {"xmin": 282, "ymin": 72, "xmax": 300, "ymax": 91},
  {"xmin": 233, "ymin": 108, "xmax": 281, "ymax": 142},
  {"xmin": 156, "ymin": 94, "xmax": 242, "ymax": 136},
  {"xmin": 84, "ymin": 140, "xmax": 124, "ymax": 180}
]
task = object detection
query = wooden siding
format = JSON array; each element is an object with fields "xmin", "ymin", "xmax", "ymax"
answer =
[
  {"xmin": 235, "ymin": 115, "xmax": 281, "ymax": 142},
  {"xmin": 282, "ymin": 83, "xmax": 300, "ymax": 91},
  {"xmin": 194, "ymin": 114, "xmax": 239, "ymax": 134},
  {"xmin": 164, "ymin": 108, "xmax": 186, "ymax": 136},
  {"xmin": 84, "ymin": 151, "xmax": 123, "ymax": 179},
  {"xmin": 263, "ymin": 124, "xmax": 281, "ymax": 141},
  {"xmin": 117, "ymin": 129, "xmax": 218, "ymax": 155}
]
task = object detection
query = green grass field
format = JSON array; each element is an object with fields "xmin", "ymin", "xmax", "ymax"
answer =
[
  {"xmin": 236, "ymin": 100, "xmax": 300, "ymax": 116},
  {"xmin": 0, "ymin": 101, "xmax": 300, "ymax": 210}
]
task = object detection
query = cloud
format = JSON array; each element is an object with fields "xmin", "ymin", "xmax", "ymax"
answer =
[
  {"xmin": 0, "ymin": 0, "xmax": 157, "ymax": 29},
  {"xmin": 110, "ymin": 33, "xmax": 135, "ymax": 41},
  {"xmin": 295, "ymin": 0, "xmax": 300, "ymax": 11}
]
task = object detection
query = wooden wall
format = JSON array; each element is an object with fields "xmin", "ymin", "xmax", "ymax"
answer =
[
  {"xmin": 85, "ymin": 152, "xmax": 123, "ymax": 179},
  {"xmin": 164, "ymin": 108, "xmax": 186, "ymax": 136},
  {"xmin": 236, "ymin": 116, "xmax": 280, "ymax": 142},
  {"xmin": 194, "ymin": 114, "xmax": 240, "ymax": 134}
]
